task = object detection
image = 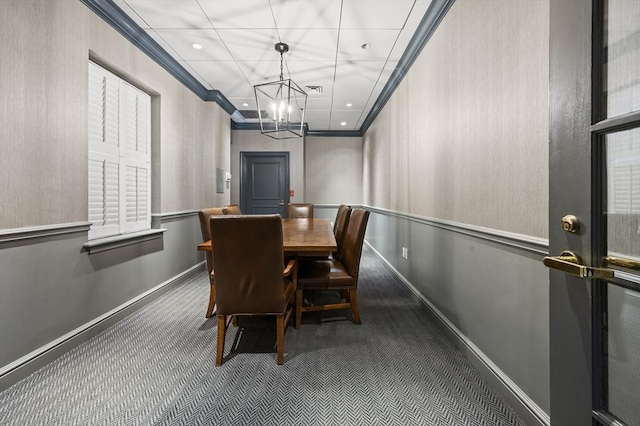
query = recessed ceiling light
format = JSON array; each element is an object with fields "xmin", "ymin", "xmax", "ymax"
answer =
[
  {"xmin": 340, "ymin": 122, "xmax": 347, "ymax": 126},
  {"xmin": 242, "ymin": 102, "xmax": 249, "ymax": 107},
  {"xmin": 361, "ymin": 43, "xmax": 371, "ymax": 50},
  {"xmin": 191, "ymin": 43, "xmax": 203, "ymax": 50},
  {"xmin": 346, "ymin": 103, "xmax": 353, "ymax": 107}
]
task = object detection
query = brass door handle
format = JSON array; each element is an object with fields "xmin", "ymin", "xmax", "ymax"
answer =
[{"xmin": 543, "ymin": 251, "xmax": 613, "ymax": 279}]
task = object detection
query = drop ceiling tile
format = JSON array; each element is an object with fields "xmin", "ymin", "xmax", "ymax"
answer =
[
  {"xmin": 330, "ymin": 97, "xmax": 367, "ymax": 112},
  {"xmin": 125, "ymin": 0, "xmax": 212, "ymax": 29},
  {"xmin": 144, "ymin": 29, "xmax": 181, "ymax": 59},
  {"xmin": 235, "ymin": 60, "xmax": 282, "ymax": 85},
  {"xmin": 178, "ymin": 60, "xmax": 213, "ymax": 89},
  {"xmin": 227, "ymin": 97, "xmax": 258, "ymax": 110},
  {"xmin": 277, "ymin": 29, "xmax": 339, "ymax": 61},
  {"xmin": 333, "ymin": 60, "xmax": 386, "ymax": 94},
  {"xmin": 304, "ymin": 110, "xmax": 331, "ymax": 130},
  {"xmin": 337, "ymin": 29, "xmax": 400, "ymax": 61},
  {"xmin": 198, "ymin": 1, "xmax": 276, "ymax": 29},
  {"xmin": 271, "ymin": 0, "xmax": 341, "ymax": 29},
  {"xmin": 114, "ymin": 0, "xmax": 150, "ymax": 28},
  {"xmin": 216, "ymin": 29, "xmax": 280, "ymax": 61},
  {"xmin": 187, "ymin": 60, "xmax": 250, "ymax": 96},
  {"xmin": 305, "ymin": 97, "xmax": 333, "ymax": 110},
  {"xmin": 340, "ymin": 0, "xmax": 415, "ymax": 29},
  {"xmin": 286, "ymin": 61, "xmax": 335, "ymax": 97},
  {"xmin": 330, "ymin": 109, "xmax": 364, "ymax": 127},
  {"xmin": 153, "ymin": 29, "xmax": 233, "ymax": 60},
  {"xmin": 389, "ymin": 0, "xmax": 430, "ymax": 61}
]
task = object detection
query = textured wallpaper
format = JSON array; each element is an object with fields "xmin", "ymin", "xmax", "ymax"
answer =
[
  {"xmin": 305, "ymin": 136, "xmax": 363, "ymax": 205},
  {"xmin": 363, "ymin": 0, "xmax": 550, "ymax": 238},
  {"xmin": 0, "ymin": 0, "xmax": 229, "ymax": 229}
]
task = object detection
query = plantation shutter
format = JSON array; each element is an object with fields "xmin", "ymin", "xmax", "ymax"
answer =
[
  {"xmin": 88, "ymin": 62, "xmax": 151, "ymax": 239},
  {"xmin": 88, "ymin": 62, "xmax": 120, "ymax": 239},
  {"xmin": 121, "ymin": 83, "xmax": 151, "ymax": 233}
]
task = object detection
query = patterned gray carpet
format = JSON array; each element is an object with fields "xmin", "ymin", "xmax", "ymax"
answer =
[{"xmin": 0, "ymin": 247, "xmax": 527, "ymax": 425}]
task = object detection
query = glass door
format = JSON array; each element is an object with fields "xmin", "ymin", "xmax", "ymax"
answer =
[
  {"xmin": 548, "ymin": 0, "xmax": 640, "ymax": 424},
  {"xmin": 593, "ymin": 1, "xmax": 640, "ymax": 423}
]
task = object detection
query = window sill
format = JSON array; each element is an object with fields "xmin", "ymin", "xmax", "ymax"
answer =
[{"xmin": 83, "ymin": 228, "xmax": 167, "ymax": 254}]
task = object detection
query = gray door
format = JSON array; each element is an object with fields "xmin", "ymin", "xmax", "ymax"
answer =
[
  {"xmin": 548, "ymin": 0, "xmax": 640, "ymax": 425},
  {"xmin": 240, "ymin": 152, "xmax": 289, "ymax": 216}
]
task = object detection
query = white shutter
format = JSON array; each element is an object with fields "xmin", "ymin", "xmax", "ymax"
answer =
[
  {"xmin": 122, "ymin": 159, "xmax": 150, "ymax": 233},
  {"xmin": 88, "ymin": 62, "xmax": 151, "ymax": 239},
  {"xmin": 88, "ymin": 152, "xmax": 120, "ymax": 239},
  {"xmin": 122, "ymin": 82, "xmax": 150, "ymax": 162},
  {"xmin": 88, "ymin": 62, "xmax": 119, "ymax": 157}
]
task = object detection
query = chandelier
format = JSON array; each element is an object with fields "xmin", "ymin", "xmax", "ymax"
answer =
[{"xmin": 253, "ymin": 42, "xmax": 308, "ymax": 139}]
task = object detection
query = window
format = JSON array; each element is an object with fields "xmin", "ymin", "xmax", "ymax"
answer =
[{"xmin": 88, "ymin": 61, "xmax": 151, "ymax": 240}]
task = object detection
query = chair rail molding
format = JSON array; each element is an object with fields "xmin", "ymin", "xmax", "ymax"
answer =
[
  {"xmin": 0, "ymin": 222, "xmax": 92, "ymax": 243},
  {"xmin": 362, "ymin": 205, "xmax": 549, "ymax": 256}
]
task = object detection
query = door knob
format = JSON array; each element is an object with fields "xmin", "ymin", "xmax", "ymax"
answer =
[{"xmin": 543, "ymin": 251, "xmax": 613, "ymax": 279}]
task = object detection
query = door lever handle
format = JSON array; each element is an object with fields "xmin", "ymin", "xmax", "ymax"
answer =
[
  {"xmin": 543, "ymin": 251, "xmax": 613, "ymax": 279},
  {"xmin": 278, "ymin": 200, "xmax": 285, "ymax": 206}
]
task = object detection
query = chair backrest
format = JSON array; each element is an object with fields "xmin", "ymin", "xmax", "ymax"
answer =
[
  {"xmin": 287, "ymin": 203, "xmax": 314, "ymax": 218},
  {"xmin": 333, "ymin": 204, "xmax": 351, "ymax": 260},
  {"xmin": 222, "ymin": 204, "xmax": 242, "ymax": 215},
  {"xmin": 340, "ymin": 209, "xmax": 370, "ymax": 284},
  {"xmin": 198, "ymin": 208, "xmax": 224, "ymax": 274},
  {"xmin": 209, "ymin": 215, "xmax": 287, "ymax": 315}
]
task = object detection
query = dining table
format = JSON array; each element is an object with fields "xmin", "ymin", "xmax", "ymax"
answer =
[{"xmin": 197, "ymin": 217, "xmax": 337, "ymax": 256}]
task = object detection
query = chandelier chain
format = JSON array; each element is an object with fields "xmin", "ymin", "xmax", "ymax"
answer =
[{"xmin": 279, "ymin": 51, "xmax": 284, "ymax": 81}]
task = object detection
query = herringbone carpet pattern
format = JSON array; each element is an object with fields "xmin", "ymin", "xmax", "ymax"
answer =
[{"xmin": 0, "ymin": 247, "xmax": 527, "ymax": 425}]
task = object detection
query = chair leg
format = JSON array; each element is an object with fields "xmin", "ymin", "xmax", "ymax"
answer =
[
  {"xmin": 216, "ymin": 315, "xmax": 226, "ymax": 366},
  {"xmin": 295, "ymin": 289, "xmax": 303, "ymax": 329},
  {"xmin": 276, "ymin": 313, "xmax": 285, "ymax": 365},
  {"xmin": 205, "ymin": 284, "xmax": 216, "ymax": 318},
  {"xmin": 349, "ymin": 289, "xmax": 361, "ymax": 324}
]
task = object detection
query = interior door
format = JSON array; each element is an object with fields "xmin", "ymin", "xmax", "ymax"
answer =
[
  {"xmin": 548, "ymin": 0, "xmax": 640, "ymax": 425},
  {"xmin": 240, "ymin": 152, "xmax": 289, "ymax": 216}
]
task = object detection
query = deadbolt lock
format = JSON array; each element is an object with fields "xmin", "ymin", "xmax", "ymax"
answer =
[{"xmin": 560, "ymin": 215, "xmax": 580, "ymax": 233}]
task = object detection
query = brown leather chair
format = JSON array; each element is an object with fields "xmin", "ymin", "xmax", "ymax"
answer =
[
  {"xmin": 287, "ymin": 203, "xmax": 314, "ymax": 218},
  {"xmin": 222, "ymin": 204, "xmax": 242, "ymax": 215},
  {"xmin": 198, "ymin": 208, "xmax": 225, "ymax": 318},
  {"xmin": 209, "ymin": 214, "xmax": 297, "ymax": 366},
  {"xmin": 332, "ymin": 204, "xmax": 351, "ymax": 260},
  {"xmin": 295, "ymin": 208, "xmax": 370, "ymax": 329}
]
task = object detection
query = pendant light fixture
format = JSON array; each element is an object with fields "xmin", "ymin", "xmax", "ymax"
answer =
[{"xmin": 253, "ymin": 42, "xmax": 307, "ymax": 139}]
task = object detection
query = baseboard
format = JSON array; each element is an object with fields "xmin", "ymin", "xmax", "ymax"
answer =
[
  {"xmin": 365, "ymin": 241, "xmax": 550, "ymax": 426},
  {"xmin": 0, "ymin": 262, "xmax": 206, "ymax": 391}
]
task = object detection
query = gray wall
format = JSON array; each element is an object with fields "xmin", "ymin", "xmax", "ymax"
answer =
[
  {"xmin": 362, "ymin": 0, "xmax": 551, "ymax": 421},
  {"xmin": 0, "ymin": 0, "xmax": 230, "ymax": 382}
]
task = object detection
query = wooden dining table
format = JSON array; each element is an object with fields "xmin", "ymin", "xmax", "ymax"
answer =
[{"xmin": 197, "ymin": 218, "xmax": 337, "ymax": 256}]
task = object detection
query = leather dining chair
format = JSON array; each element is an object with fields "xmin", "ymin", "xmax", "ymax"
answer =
[
  {"xmin": 222, "ymin": 204, "xmax": 242, "ymax": 215},
  {"xmin": 287, "ymin": 203, "xmax": 314, "ymax": 218},
  {"xmin": 197, "ymin": 207, "xmax": 225, "ymax": 318},
  {"xmin": 332, "ymin": 204, "xmax": 351, "ymax": 260},
  {"xmin": 209, "ymin": 214, "xmax": 297, "ymax": 366},
  {"xmin": 295, "ymin": 208, "xmax": 370, "ymax": 329}
]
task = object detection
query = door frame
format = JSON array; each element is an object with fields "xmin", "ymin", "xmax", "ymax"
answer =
[
  {"xmin": 548, "ymin": 0, "xmax": 595, "ymax": 423},
  {"xmin": 239, "ymin": 151, "xmax": 290, "ymax": 215}
]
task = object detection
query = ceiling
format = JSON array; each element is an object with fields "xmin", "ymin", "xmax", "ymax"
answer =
[{"xmin": 111, "ymin": 0, "xmax": 433, "ymax": 132}]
